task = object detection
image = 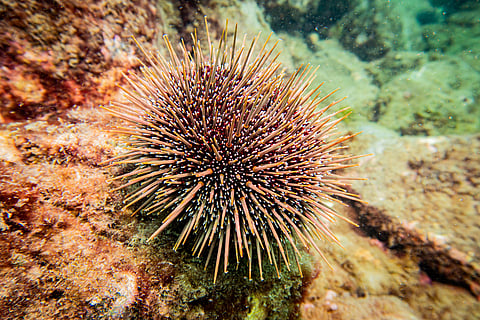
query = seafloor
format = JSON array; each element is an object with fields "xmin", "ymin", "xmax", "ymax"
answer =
[{"xmin": 0, "ymin": 0, "xmax": 479, "ymax": 319}]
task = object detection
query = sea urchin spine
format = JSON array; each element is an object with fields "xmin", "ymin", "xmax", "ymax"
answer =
[{"xmin": 104, "ymin": 20, "xmax": 365, "ymax": 283}]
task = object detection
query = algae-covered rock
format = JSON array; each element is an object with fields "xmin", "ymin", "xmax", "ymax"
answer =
[
  {"xmin": 0, "ymin": 0, "xmax": 162, "ymax": 123},
  {"xmin": 349, "ymin": 131, "xmax": 480, "ymax": 301},
  {"xmin": 258, "ymin": 0, "xmax": 351, "ymax": 38},
  {"xmin": 302, "ymin": 294, "xmax": 420, "ymax": 320},
  {"xmin": 298, "ymin": 129, "xmax": 480, "ymax": 320},
  {"xmin": 0, "ymin": 106, "xmax": 311, "ymax": 319},
  {"xmin": 375, "ymin": 58, "xmax": 480, "ymax": 135},
  {"xmin": 305, "ymin": 38, "xmax": 379, "ymax": 123},
  {"xmin": 330, "ymin": 0, "xmax": 437, "ymax": 61},
  {"xmin": 367, "ymin": 51, "xmax": 429, "ymax": 88}
]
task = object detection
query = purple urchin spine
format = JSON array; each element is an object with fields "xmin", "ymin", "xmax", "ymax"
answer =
[{"xmin": 104, "ymin": 19, "xmax": 365, "ymax": 283}]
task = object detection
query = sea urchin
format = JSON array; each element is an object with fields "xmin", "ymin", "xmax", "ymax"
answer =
[{"xmin": 104, "ymin": 20, "xmax": 364, "ymax": 283}]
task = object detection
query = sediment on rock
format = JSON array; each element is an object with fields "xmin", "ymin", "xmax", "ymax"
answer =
[{"xmin": 348, "ymin": 199, "xmax": 480, "ymax": 298}]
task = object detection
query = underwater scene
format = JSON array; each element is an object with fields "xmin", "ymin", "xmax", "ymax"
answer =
[{"xmin": 0, "ymin": 0, "xmax": 479, "ymax": 319}]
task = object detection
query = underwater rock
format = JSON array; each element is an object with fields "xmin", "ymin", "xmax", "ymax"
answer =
[
  {"xmin": 305, "ymin": 38, "xmax": 379, "ymax": 124},
  {"xmin": 0, "ymin": 0, "xmax": 160, "ymax": 122},
  {"xmin": 442, "ymin": 5, "xmax": 480, "ymax": 72},
  {"xmin": 257, "ymin": 0, "xmax": 351, "ymax": 38},
  {"xmin": 367, "ymin": 51, "xmax": 429, "ymax": 88},
  {"xmin": 0, "ymin": 109, "xmax": 144, "ymax": 318},
  {"xmin": 0, "ymin": 103, "xmax": 308, "ymax": 319},
  {"xmin": 374, "ymin": 58, "xmax": 480, "ymax": 135},
  {"xmin": 350, "ymin": 130, "xmax": 480, "ymax": 300},
  {"xmin": 298, "ymin": 127, "xmax": 480, "ymax": 319},
  {"xmin": 301, "ymin": 294, "xmax": 420, "ymax": 320},
  {"xmin": 330, "ymin": 0, "xmax": 438, "ymax": 60}
]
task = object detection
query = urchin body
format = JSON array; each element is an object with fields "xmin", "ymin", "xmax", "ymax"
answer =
[{"xmin": 105, "ymin": 21, "xmax": 363, "ymax": 283}]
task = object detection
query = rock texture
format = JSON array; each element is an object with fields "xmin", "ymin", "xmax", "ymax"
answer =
[
  {"xmin": 0, "ymin": 108, "xmax": 308, "ymax": 319},
  {"xmin": 352, "ymin": 131, "xmax": 480, "ymax": 293},
  {"xmin": 374, "ymin": 59, "xmax": 480, "ymax": 135},
  {"xmin": 298, "ymin": 128, "xmax": 480, "ymax": 320},
  {"xmin": 0, "ymin": 0, "xmax": 163, "ymax": 122}
]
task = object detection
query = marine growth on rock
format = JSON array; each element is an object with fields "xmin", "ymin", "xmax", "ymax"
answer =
[{"xmin": 104, "ymin": 19, "xmax": 364, "ymax": 283}]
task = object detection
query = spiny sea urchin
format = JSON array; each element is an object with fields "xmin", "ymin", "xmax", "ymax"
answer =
[{"xmin": 104, "ymin": 20, "xmax": 365, "ymax": 283}]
